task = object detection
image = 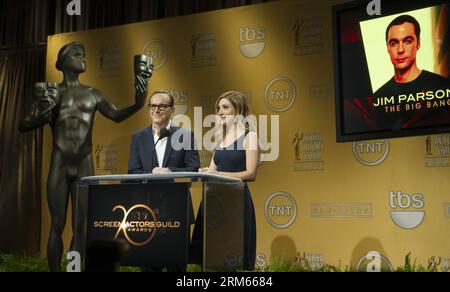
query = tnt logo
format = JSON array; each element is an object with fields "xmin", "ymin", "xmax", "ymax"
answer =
[
  {"xmin": 389, "ymin": 191, "xmax": 425, "ymax": 229},
  {"xmin": 239, "ymin": 27, "xmax": 266, "ymax": 58},
  {"xmin": 66, "ymin": 0, "xmax": 81, "ymax": 16},
  {"xmin": 264, "ymin": 77, "xmax": 297, "ymax": 112},
  {"xmin": 353, "ymin": 140, "xmax": 389, "ymax": 166},
  {"xmin": 264, "ymin": 192, "xmax": 297, "ymax": 229}
]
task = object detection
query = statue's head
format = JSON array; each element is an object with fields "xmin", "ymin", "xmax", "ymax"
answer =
[{"xmin": 56, "ymin": 41, "xmax": 86, "ymax": 73}]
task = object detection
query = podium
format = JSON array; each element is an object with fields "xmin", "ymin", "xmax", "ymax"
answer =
[{"xmin": 75, "ymin": 172, "xmax": 245, "ymax": 271}]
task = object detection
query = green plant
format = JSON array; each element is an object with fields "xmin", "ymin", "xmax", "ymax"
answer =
[
  {"xmin": 395, "ymin": 252, "xmax": 446, "ymax": 272},
  {"xmin": 0, "ymin": 254, "xmax": 49, "ymax": 272},
  {"xmin": 0, "ymin": 252, "xmax": 447, "ymax": 272}
]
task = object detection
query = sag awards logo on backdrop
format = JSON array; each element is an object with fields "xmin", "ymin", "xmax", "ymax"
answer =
[
  {"xmin": 292, "ymin": 18, "xmax": 324, "ymax": 56},
  {"xmin": 292, "ymin": 132, "xmax": 324, "ymax": 171},
  {"xmin": 200, "ymin": 94, "xmax": 218, "ymax": 113},
  {"xmin": 98, "ymin": 46, "xmax": 121, "ymax": 78},
  {"xmin": 93, "ymin": 204, "xmax": 181, "ymax": 247},
  {"xmin": 424, "ymin": 134, "xmax": 450, "ymax": 167},
  {"xmin": 296, "ymin": 252, "xmax": 325, "ymax": 270},
  {"xmin": 239, "ymin": 27, "xmax": 266, "ymax": 58},
  {"xmin": 264, "ymin": 77, "xmax": 296, "ymax": 112},
  {"xmin": 445, "ymin": 203, "xmax": 450, "ymax": 219},
  {"xmin": 310, "ymin": 203, "xmax": 373, "ymax": 218},
  {"xmin": 94, "ymin": 144, "xmax": 117, "ymax": 174},
  {"xmin": 264, "ymin": 192, "xmax": 297, "ymax": 229},
  {"xmin": 444, "ymin": 258, "xmax": 450, "ymax": 270},
  {"xmin": 191, "ymin": 32, "xmax": 216, "ymax": 68},
  {"xmin": 389, "ymin": 191, "xmax": 425, "ymax": 229},
  {"xmin": 353, "ymin": 140, "xmax": 390, "ymax": 166},
  {"xmin": 356, "ymin": 251, "xmax": 394, "ymax": 272},
  {"xmin": 309, "ymin": 84, "xmax": 330, "ymax": 99},
  {"xmin": 142, "ymin": 40, "xmax": 167, "ymax": 70}
]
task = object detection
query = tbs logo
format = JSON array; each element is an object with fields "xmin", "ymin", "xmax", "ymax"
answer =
[
  {"xmin": 239, "ymin": 27, "xmax": 266, "ymax": 58},
  {"xmin": 389, "ymin": 191, "xmax": 425, "ymax": 229}
]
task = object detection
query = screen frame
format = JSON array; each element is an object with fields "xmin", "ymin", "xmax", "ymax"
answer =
[{"xmin": 333, "ymin": 0, "xmax": 450, "ymax": 142}]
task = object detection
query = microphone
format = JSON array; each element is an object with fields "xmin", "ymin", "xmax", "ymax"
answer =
[
  {"xmin": 159, "ymin": 127, "xmax": 172, "ymax": 141},
  {"xmin": 152, "ymin": 127, "xmax": 172, "ymax": 172}
]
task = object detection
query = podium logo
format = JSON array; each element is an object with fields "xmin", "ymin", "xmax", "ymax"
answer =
[
  {"xmin": 389, "ymin": 191, "xmax": 425, "ymax": 229},
  {"xmin": 353, "ymin": 140, "xmax": 389, "ymax": 166},
  {"xmin": 93, "ymin": 204, "xmax": 181, "ymax": 246},
  {"xmin": 264, "ymin": 77, "xmax": 297, "ymax": 112},
  {"xmin": 142, "ymin": 40, "xmax": 167, "ymax": 70},
  {"xmin": 264, "ymin": 192, "xmax": 297, "ymax": 229},
  {"xmin": 240, "ymin": 27, "xmax": 266, "ymax": 58},
  {"xmin": 356, "ymin": 251, "xmax": 393, "ymax": 272}
]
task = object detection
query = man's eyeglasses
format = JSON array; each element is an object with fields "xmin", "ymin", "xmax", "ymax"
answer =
[{"xmin": 148, "ymin": 104, "xmax": 173, "ymax": 111}]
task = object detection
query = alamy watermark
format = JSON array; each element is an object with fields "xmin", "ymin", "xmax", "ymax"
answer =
[
  {"xmin": 366, "ymin": 0, "xmax": 381, "ymax": 16},
  {"xmin": 66, "ymin": 0, "xmax": 81, "ymax": 16}
]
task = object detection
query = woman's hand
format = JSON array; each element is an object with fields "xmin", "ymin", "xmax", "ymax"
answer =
[{"xmin": 199, "ymin": 167, "xmax": 218, "ymax": 174}]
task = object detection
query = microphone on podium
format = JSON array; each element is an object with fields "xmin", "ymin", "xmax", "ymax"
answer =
[
  {"xmin": 152, "ymin": 127, "xmax": 172, "ymax": 172},
  {"xmin": 157, "ymin": 127, "xmax": 172, "ymax": 142}
]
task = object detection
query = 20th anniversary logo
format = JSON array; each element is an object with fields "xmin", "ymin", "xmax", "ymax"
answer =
[{"xmin": 93, "ymin": 204, "xmax": 181, "ymax": 246}]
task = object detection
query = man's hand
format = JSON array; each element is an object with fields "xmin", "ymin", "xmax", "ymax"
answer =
[{"xmin": 152, "ymin": 167, "xmax": 171, "ymax": 174}]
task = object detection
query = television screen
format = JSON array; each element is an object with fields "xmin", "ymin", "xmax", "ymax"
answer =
[{"xmin": 333, "ymin": 0, "xmax": 450, "ymax": 142}]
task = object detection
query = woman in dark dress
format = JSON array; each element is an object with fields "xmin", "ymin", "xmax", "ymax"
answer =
[{"xmin": 192, "ymin": 91, "xmax": 260, "ymax": 270}]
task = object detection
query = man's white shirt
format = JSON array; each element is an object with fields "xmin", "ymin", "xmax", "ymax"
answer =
[{"xmin": 152, "ymin": 122, "xmax": 171, "ymax": 168}]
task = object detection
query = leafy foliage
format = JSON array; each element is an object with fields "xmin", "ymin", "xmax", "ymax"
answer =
[{"xmin": 0, "ymin": 252, "xmax": 447, "ymax": 272}]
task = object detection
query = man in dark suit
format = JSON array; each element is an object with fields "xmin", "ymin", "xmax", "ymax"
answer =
[{"xmin": 128, "ymin": 90, "xmax": 200, "ymax": 272}]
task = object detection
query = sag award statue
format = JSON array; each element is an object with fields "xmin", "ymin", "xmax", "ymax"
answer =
[{"xmin": 19, "ymin": 41, "xmax": 153, "ymax": 271}]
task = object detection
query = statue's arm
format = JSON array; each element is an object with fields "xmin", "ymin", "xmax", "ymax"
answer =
[
  {"xmin": 19, "ymin": 104, "xmax": 51, "ymax": 131},
  {"xmin": 97, "ymin": 74, "xmax": 150, "ymax": 123}
]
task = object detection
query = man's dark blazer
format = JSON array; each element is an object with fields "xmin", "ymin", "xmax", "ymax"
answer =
[{"xmin": 128, "ymin": 125, "xmax": 200, "ymax": 224}]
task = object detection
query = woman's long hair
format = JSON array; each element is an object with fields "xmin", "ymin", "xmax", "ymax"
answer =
[{"xmin": 214, "ymin": 91, "xmax": 252, "ymax": 145}]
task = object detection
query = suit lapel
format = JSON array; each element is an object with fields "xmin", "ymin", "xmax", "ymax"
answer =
[
  {"xmin": 141, "ymin": 126, "xmax": 155, "ymax": 172},
  {"xmin": 162, "ymin": 126, "xmax": 178, "ymax": 167}
]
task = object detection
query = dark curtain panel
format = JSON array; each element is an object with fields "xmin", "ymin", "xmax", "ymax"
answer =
[
  {"xmin": 0, "ymin": 0, "xmax": 275, "ymax": 255},
  {"xmin": 0, "ymin": 47, "xmax": 45, "ymax": 254}
]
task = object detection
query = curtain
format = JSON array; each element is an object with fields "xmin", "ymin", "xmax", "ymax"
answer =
[{"xmin": 0, "ymin": 47, "xmax": 45, "ymax": 254}]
